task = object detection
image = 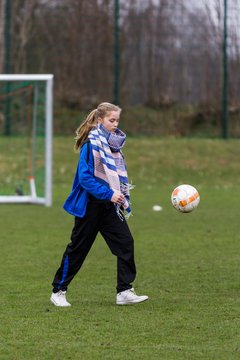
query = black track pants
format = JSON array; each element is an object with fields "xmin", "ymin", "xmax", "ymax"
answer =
[{"xmin": 52, "ymin": 201, "xmax": 136, "ymax": 293}]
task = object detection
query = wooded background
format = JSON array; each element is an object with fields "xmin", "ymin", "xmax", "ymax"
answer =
[{"xmin": 0, "ymin": 0, "xmax": 240, "ymax": 130}]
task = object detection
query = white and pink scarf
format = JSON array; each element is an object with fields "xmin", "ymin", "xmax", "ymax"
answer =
[{"xmin": 88, "ymin": 124, "xmax": 134, "ymax": 220}]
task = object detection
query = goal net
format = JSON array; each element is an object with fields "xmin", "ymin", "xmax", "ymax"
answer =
[{"xmin": 0, "ymin": 74, "xmax": 53, "ymax": 206}]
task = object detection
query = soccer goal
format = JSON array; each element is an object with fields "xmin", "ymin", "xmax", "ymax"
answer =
[{"xmin": 0, "ymin": 74, "xmax": 53, "ymax": 206}]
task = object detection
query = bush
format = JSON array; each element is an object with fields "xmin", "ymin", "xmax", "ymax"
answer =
[{"xmin": 53, "ymin": 104, "xmax": 240, "ymax": 138}]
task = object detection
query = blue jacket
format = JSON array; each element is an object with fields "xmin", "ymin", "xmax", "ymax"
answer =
[{"xmin": 63, "ymin": 142, "xmax": 114, "ymax": 217}]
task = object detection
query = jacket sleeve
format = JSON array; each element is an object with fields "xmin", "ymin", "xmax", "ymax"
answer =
[{"xmin": 78, "ymin": 142, "xmax": 114, "ymax": 201}]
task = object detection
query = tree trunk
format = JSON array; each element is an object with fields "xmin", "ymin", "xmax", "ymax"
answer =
[{"xmin": 0, "ymin": 0, "xmax": 6, "ymax": 73}]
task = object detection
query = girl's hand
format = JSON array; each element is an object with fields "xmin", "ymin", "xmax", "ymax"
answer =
[{"xmin": 111, "ymin": 190, "xmax": 125, "ymax": 205}]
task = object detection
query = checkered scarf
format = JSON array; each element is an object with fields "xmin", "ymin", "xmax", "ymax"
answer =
[{"xmin": 88, "ymin": 124, "xmax": 134, "ymax": 220}]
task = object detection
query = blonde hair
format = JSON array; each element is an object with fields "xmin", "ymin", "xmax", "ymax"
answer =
[{"xmin": 74, "ymin": 102, "xmax": 121, "ymax": 151}]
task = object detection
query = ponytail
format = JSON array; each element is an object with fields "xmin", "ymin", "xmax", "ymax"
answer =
[{"xmin": 74, "ymin": 109, "xmax": 97, "ymax": 151}]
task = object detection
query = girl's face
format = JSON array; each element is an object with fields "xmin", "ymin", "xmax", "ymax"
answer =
[{"xmin": 98, "ymin": 110, "xmax": 120, "ymax": 133}]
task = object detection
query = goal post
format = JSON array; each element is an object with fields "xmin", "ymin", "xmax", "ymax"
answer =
[{"xmin": 0, "ymin": 74, "xmax": 53, "ymax": 206}]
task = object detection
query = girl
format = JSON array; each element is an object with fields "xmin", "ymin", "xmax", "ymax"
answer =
[{"xmin": 50, "ymin": 102, "xmax": 148, "ymax": 306}]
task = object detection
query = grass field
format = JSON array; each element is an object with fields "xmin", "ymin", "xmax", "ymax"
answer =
[{"xmin": 0, "ymin": 137, "xmax": 240, "ymax": 359}]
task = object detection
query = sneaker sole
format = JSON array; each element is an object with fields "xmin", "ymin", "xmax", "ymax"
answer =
[
  {"xmin": 116, "ymin": 297, "xmax": 148, "ymax": 305},
  {"xmin": 50, "ymin": 297, "xmax": 71, "ymax": 307}
]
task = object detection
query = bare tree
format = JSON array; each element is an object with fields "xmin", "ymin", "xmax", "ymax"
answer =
[
  {"xmin": 11, "ymin": 0, "xmax": 39, "ymax": 73},
  {"xmin": 227, "ymin": 0, "xmax": 240, "ymax": 107},
  {"xmin": 3, "ymin": 0, "xmax": 240, "ymax": 112},
  {"xmin": 0, "ymin": 0, "xmax": 6, "ymax": 73}
]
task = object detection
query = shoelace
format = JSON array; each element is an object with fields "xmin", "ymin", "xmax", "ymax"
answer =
[{"xmin": 125, "ymin": 288, "xmax": 136, "ymax": 296}]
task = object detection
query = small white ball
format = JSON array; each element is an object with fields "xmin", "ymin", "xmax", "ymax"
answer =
[{"xmin": 152, "ymin": 205, "xmax": 162, "ymax": 211}]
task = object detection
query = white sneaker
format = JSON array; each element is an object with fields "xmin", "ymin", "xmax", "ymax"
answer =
[
  {"xmin": 50, "ymin": 290, "xmax": 71, "ymax": 307},
  {"xmin": 116, "ymin": 288, "xmax": 148, "ymax": 305}
]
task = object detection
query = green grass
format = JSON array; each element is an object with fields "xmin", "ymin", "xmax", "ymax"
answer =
[
  {"xmin": 0, "ymin": 136, "xmax": 46, "ymax": 196},
  {"xmin": 0, "ymin": 137, "xmax": 240, "ymax": 359}
]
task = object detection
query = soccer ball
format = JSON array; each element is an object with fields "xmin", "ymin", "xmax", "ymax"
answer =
[{"xmin": 171, "ymin": 184, "xmax": 200, "ymax": 213}]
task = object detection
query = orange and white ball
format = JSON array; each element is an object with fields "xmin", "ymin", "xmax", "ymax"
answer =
[{"xmin": 171, "ymin": 184, "xmax": 200, "ymax": 213}]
